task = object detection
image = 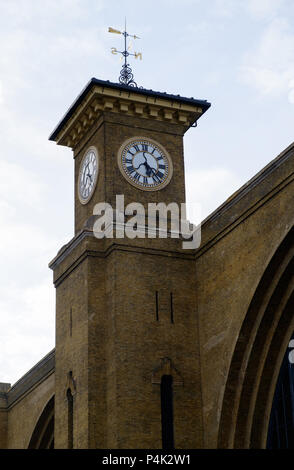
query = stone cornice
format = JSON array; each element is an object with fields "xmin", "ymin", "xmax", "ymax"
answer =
[
  {"xmin": 49, "ymin": 228, "xmax": 196, "ymax": 287},
  {"xmin": 49, "ymin": 79, "xmax": 210, "ymax": 149}
]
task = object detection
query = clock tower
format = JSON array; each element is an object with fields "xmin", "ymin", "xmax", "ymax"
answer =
[{"xmin": 49, "ymin": 78, "xmax": 210, "ymax": 449}]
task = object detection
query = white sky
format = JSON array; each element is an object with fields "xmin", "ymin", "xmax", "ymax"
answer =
[{"xmin": 1, "ymin": 0, "xmax": 294, "ymax": 385}]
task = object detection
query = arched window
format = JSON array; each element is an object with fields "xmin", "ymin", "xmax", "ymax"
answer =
[
  {"xmin": 267, "ymin": 335, "xmax": 294, "ymax": 449},
  {"xmin": 218, "ymin": 227, "xmax": 294, "ymax": 448},
  {"xmin": 67, "ymin": 388, "xmax": 74, "ymax": 449},
  {"xmin": 161, "ymin": 375, "xmax": 174, "ymax": 449}
]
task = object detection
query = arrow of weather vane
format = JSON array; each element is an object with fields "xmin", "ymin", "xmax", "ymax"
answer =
[{"xmin": 108, "ymin": 22, "xmax": 142, "ymax": 87}]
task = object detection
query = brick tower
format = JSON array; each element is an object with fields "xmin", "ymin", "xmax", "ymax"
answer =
[{"xmin": 49, "ymin": 78, "xmax": 210, "ymax": 448}]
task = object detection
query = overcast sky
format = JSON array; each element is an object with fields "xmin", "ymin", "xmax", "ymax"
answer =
[{"xmin": 1, "ymin": 0, "xmax": 294, "ymax": 385}]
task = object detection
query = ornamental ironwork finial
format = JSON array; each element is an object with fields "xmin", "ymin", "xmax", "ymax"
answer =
[{"xmin": 108, "ymin": 19, "xmax": 142, "ymax": 87}]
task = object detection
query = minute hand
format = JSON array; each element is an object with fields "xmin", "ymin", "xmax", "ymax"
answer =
[{"xmin": 150, "ymin": 167, "xmax": 160, "ymax": 181}]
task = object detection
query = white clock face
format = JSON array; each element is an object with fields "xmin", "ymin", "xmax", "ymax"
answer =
[
  {"xmin": 78, "ymin": 147, "xmax": 98, "ymax": 204},
  {"xmin": 118, "ymin": 137, "xmax": 173, "ymax": 191}
]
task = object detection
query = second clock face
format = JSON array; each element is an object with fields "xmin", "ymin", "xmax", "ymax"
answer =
[
  {"xmin": 78, "ymin": 147, "xmax": 98, "ymax": 204},
  {"xmin": 118, "ymin": 138, "xmax": 173, "ymax": 191}
]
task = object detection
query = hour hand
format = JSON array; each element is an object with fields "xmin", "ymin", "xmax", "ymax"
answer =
[{"xmin": 134, "ymin": 162, "xmax": 145, "ymax": 171}]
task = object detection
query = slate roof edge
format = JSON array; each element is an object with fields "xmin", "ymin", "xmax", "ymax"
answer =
[
  {"xmin": 7, "ymin": 349, "xmax": 55, "ymax": 407},
  {"xmin": 49, "ymin": 77, "xmax": 211, "ymax": 142},
  {"xmin": 201, "ymin": 140, "xmax": 294, "ymax": 228},
  {"xmin": 195, "ymin": 141, "xmax": 294, "ymax": 259}
]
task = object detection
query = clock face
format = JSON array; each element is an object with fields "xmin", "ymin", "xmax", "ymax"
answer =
[
  {"xmin": 78, "ymin": 147, "xmax": 98, "ymax": 204},
  {"xmin": 118, "ymin": 137, "xmax": 173, "ymax": 191}
]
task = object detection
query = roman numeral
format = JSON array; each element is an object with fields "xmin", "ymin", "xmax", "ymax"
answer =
[
  {"xmin": 158, "ymin": 164, "xmax": 166, "ymax": 170},
  {"xmin": 133, "ymin": 172, "xmax": 141, "ymax": 182},
  {"xmin": 125, "ymin": 158, "xmax": 132, "ymax": 164},
  {"xmin": 152, "ymin": 174, "xmax": 161, "ymax": 183},
  {"xmin": 157, "ymin": 171, "xmax": 164, "ymax": 179},
  {"xmin": 156, "ymin": 156, "xmax": 163, "ymax": 161},
  {"xmin": 143, "ymin": 176, "xmax": 148, "ymax": 185},
  {"xmin": 141, "ymin": 144, "xmax": 148, "ymax": 152},
  {"xmin": 133, "ymin": 145, "xmax": 140, "ymax": 152},
  {"xmin": 127, "ymin": 166, "xmax": 136, "ymax": 174}
]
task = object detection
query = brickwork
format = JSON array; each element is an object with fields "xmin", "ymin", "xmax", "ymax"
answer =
[
  {"xmin": 7, "ymin": 373, "xmax": 54, "ymax": 448},
  {"xmin": 54, "ymin": 260, "xmax": 90, "ymax": 448},
  {"xmin": 0, "ymin": 384, "xmax": 9, "ymax": 448},
  {"xmin": 2, "ymin": 81, "xmax": 293, "ymax": 449},
  {"xmin": 195, "ymin": 145, "xmax": 294, "ymax": 448},
  {"xmin": 74, "ymin": 113, "xmax": 186, "ymax": 234}
]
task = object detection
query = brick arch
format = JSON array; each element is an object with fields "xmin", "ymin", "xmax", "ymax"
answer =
[
  {"xmin": 28, "ymin": 396, "xmax": 54, "ymax": 449},
  {"xmin": 218, "ymin": 226, "xmax": 294, "ymax": 448}
]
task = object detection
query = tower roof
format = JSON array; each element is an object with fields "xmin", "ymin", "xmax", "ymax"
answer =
[{"xmin": 49, "ymin": 78, "xmax": 211, "ymax": 148}]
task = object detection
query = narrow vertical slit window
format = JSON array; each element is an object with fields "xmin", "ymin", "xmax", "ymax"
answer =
[
  {"xmin": 66, "ymin": 388, "xmax": 73, "ymax": 449},
  {"xmin": 69, "ymin": 308, "xmax": 72, "ymax": 337},
  {"xmin": 156, "ymin": 291, "xmax": 159, "ymax": 321},
  {"xmin": 170, "ymin": 293, "xmax": 174, "ymax": 324},
  {"xmin": 161, "ymin": 375, "xmax": 174, "ymax": 449}
]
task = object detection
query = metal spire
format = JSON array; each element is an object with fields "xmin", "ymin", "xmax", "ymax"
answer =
[{"xmin": 108, "ymin": 21, "xmax": 142, "ymax": 87}]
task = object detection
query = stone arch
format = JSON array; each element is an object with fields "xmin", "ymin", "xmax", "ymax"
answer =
[
  {"xmin": 218, "ymin": 226, "xmax": 294, "ymax": 448},
  {"xmin": 28, "ymin": 395, "xmax": 54, "ymax": 449}
]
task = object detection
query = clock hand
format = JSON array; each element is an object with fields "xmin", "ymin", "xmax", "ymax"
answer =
[
  {"xmin": 142, "ymin": 156, "xmax": 154, "ymax": 177},
  {"xmin": 146, "ymin": 164, "xmax": 152, "ymax": 177},
  {"xmin": 149, "ymin": 166, "xmax": 161, "ymax": 181},
  {"xmin": 144, "ymin": 153, "xmax": 157, "ymax": 177},
  {"xmin": 133, "ymin": 161, "xmax": 153, "ymax": 178},
  {"xmin": 134, "ymin": 153, "xmax": 148, "ymax": 169},
  {"xmin": 133, "ymin": 154, "xmax": 156, "ymax": 177},
  {"xmin": 134, "ymin": 162, "xmax": 145, "ymax": 170}
]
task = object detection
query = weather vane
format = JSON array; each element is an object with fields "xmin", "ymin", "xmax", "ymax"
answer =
[{"xmin": 108, "ymin": 20, "xmax": 142, "ymax": 87}]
